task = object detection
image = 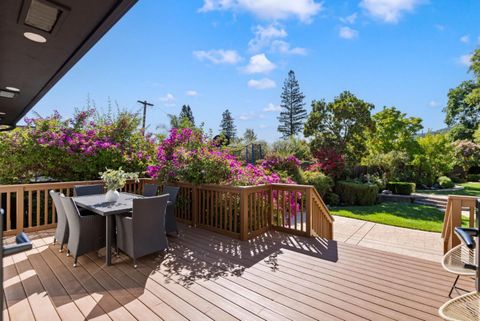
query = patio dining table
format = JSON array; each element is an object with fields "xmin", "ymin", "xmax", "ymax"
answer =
[{"xmin": 73, "ymin": 192, "xmax": 143, "ymax": 266}]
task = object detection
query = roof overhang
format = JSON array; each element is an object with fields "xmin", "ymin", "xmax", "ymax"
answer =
[{"xmin": 0, "ymin": 0, "xmax": 137, "ymax": 128}]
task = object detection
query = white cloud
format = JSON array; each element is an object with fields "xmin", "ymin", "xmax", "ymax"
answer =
[
  {"xmin": 271, "ymin": 40, "xmax": 307, "ymax": 55},
  {"xmin": 186, "ymin": 90, "xmax": 198, "ymax": 97},
  {"xmin": 360, "ymin": 0, "xmax": 425, "ymax": 23},
  {"xmin": 248, "ymin": 24, "xmax": 307, "ymax": 55},
  {"xmin": 434, "ymin": 24, "xmax": 445, "ymax": 31},
  {"xmin": 263, "ymin": 103, "xmax": 282, "ymax": 112},
  {"xmin": 340, "ymin": 13, "xmax": 358, "ymax": 24},
  {"xmin": 159, "ymin": 93, "xmax": 175, "ymax": 107},
  {"xmin": 243, "ymin": 54, "xmax": 276, "ymax": 74},
  {"xmin": 460, "ymin": 35, "xmax": 470, "ymax": 44},
  {"xmin": 339, "ymin": 26, "xmax": 358, "ymax": 39},
  {"xmin": 237, "ymin": 112, "xmax": 256, "ymax": 121},
  {"xmin": 459, "ymin": 54, "xmax": 473, "ymax": 66},
  {"xmin": 193, "ymin": 49, "xmax": 242, "ymax": 64},
  {"xmin": 249, "ymin": 24, "xmax": 287, "ymax": 52},
  {"xmin": 248, "ymin": 78, "xmax": 276, "ymax": 90},
  {"xmin": 199, "ymin": 0, "xmax": 323, "ymax": 23},
  {"xmin": 429, "ymin": 100, "xmax": 438, "ymax": 107}
]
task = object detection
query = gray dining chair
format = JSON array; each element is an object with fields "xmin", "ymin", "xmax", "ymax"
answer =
[
  {"xmin": 60, "ymin": 195, "xmax": 106, "ymax": 267},
  {"xmin": 143, "ymin": 183, "xmax": 158, "ymax": 197},
  {"xmin": 49, "ymin": 190, "xmax": 69, "ymax": 252},
  {"xmin": 163, "ymin": 186, "xmax": 180, "ymax": 235},
  {"xmin": 115, "ymin": 195, "xmax": 169, "ymax": 268},
  {"xmin": 74, "ymin": 184, "xmax": 104, "ymax": 196}
]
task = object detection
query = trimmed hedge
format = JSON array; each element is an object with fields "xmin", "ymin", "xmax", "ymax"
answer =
[
  {"xmin": 386, "ymin": 182, "xmax": 416, "ymax": 195},
  {"xmin": 467, "ymin": 174, "xmax": 480, "ymax": 182},
  {"xmin": 335, "ymin": 181, "xmax": 378, "ymax": 206}
]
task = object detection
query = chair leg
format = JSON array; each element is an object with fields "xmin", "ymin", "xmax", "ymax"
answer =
[
  {"xmin": 59, "ymin": 244, "xmax": 63, "ymax": 253},
  {"xmin": 133, "ymin": 258, "xmax": 137, "ymax": 269},
  {"xmin": 66, "ymin": 250, "xmax": 70, "ymax": 257},
  {"xmin": 449, "ymin": 275, "xmax": 460, "ymax": 298},
  {"xmin": 53, "ymin": 237, "xmax": 56, "ymax": 245},
  {"xmin": 73, "ymin": 257, "xmax": 78, "ymax": 268}
]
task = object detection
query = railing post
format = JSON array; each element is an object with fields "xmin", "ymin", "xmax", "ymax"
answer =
[
  {"xmin": 192, "ymin": 185, "xmax": 198, "ymax": 227},
  {"xmin": 268, "ymin": 186, "xmax": 273, "ymax": 230},
  {"xmin": 240, "ymin": 189, "xmax": 249, "ymax": 241},
  {"xmin": 305, "ymin": 187, "xmax": 312, "ymax": 237},
  {"xmin": 16, "ymin": 186, "xmax": 25, "ymax": 233}
]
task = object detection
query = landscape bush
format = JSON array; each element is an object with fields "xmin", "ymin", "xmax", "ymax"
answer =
[
  {"xmin": 467, "ymin": 174, "xmax": 480, "ymax": 182},
  {"xmin": 303, "ymin": 171, "xmax": 333, "ymax": 197},
  {"xmin": 324, "ymin": 192, "xmax": 340, "ymax": 206},
  {"xmin": 335, "ymin": 181, "xmax": 378, "ymax": 206},
  {"xmin": 438, "ymin": 176, "xmax": 455, "ymax": 188},
  {"xmin": 386, "ymin": 182, "xmax": 416, "ymax": 195}
]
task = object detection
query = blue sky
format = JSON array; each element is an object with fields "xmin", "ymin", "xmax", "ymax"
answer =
[{"xmin": 30, "ymin": 0, "xmax": 480, "ymax": 142}]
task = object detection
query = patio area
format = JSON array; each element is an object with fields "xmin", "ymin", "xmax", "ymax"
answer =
[{"xmin": 3, "ymin": 223, "xmax": 470, "ymax": 321}]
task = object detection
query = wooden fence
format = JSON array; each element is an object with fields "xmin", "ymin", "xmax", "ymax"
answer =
[{"xmin": 0, "ymin": 179, "xmax": 334, "ymax": 240}]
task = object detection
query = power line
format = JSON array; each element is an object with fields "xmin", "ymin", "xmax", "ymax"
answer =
[{"xmin": 137, "ymin": 100, "xmax": 154, "ymax": 131}]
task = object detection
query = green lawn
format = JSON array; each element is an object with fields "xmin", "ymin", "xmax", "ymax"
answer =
[
  {"xmin": 330, "ymin": 202, "xmax": 469, "ymax": 233},
  {"xmin": 417, "ymin": 182, "xmax": 480, "ymax": 197}
]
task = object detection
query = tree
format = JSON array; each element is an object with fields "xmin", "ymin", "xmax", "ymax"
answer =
[
  {"xmin": 243, "ymin": 128, "xmax": 257, "ymax": 142},
  {"xmin": 444, "ymin": 48, "xmax": 480, "ymax": 140},
  {"xmin": 412, "ymin": 133, "xmax": 455, "ymax": 185},
  {"xmin": 179, "ymin": 104, "xmax": 195, "ymax": 126},
  {"xmin": 364, "ymin": 106, "xmax": 423, "ymax": 157},
  {"xmin": 220, "ymin": 109, "xmax": 236, "ymax": 141},
  {"xmin": 277, "ymin": 70, "xmax": 307, "ymax": 138},
  {"xmin": 304, "ymin": 91, "xmax": 374, "ymax": 164}
]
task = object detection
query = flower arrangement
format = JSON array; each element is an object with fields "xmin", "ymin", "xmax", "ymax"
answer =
[{"xmin": 100, "ymin": 168, "xmax": 139, "ymax": 191}]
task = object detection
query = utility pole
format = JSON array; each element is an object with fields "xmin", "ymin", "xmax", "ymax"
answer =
[{"xmin": 137, "ymin": 100, "xmax": 154, "ymax": 132}]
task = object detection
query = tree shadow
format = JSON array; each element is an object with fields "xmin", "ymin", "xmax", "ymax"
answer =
[{"xmin": 3, "ymin": 225, "xmax": 338, "ymax": 319}]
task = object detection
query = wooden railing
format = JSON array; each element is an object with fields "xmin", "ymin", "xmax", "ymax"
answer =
[
  {"xmin": 442, "ymin": 195, "xmax": 478, "ymax": 254},
  {"xmin": 0, "ymin": 179, "xmax": 334, "ymax": 240}
]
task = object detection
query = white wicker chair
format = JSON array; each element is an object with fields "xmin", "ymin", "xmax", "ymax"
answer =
[{"xmin": 442, "ymin": 244, "xmax": 476, "ymax": 297}]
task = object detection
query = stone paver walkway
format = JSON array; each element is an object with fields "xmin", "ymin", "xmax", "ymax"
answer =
[{"xmin": 334, "ymin": 215, "xmax": 444, "ymax": 262}]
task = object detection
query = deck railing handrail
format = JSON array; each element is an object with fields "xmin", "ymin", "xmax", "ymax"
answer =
[{"xmin": 0, "ymin": 179, "xmax": 333, "ymax": 240}]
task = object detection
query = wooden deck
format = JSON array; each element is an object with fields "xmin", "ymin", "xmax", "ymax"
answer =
[{"xmin": 2, "ymin": 224, "xmax": 473, "ymax": 321}]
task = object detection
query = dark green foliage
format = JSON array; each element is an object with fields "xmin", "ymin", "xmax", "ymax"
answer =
[
  {"xmin": 304, "ymin": 91, "xmax": 374, "ymax": 165},
  {"xmin": 438, "ymin": 176, "xmax": 455, "ymax": 188},
  {"xmin": 179, "ymin": 105, "xmax": 195, "ymax": 126},
  {"xmin": 220, "ymin": 109, "xmax": 236, "ymax": 141},
  {"xmin": 277, "ymin": 70, "xmax": 307, "ymax": 138},
  {"xmin": 324, "ymin": 192, "xmax": 340, "ymax": 206},
  {"xmin": 335, "ymin": 181, "xmax": 379, "ymax": 205},
  {"xmin": 386, "ymin": 182, "xmax": 416, "ymax": 195},
  {"xmin": 243, "ymin": 128, "xmax": 257, "ymax": 142},
  {"xmin": 467, "ymin": 174, "xmax": 480, "ymax": 182}
]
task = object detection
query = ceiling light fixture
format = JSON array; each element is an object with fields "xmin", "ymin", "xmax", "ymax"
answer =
[
  {"xmin": 0, "ymin": 89, "xmax": 19, "ymax": 98},
  {"xmin": 5, "ymin": 87, "xmax": 20, "ymax": 92},
  {"xmin": 0, "ymin": 124, "xmax": 15, "ymax": 132},
  {"xmin": 24, "ymin": 31, "xmax": 47, "ymax": 43}
]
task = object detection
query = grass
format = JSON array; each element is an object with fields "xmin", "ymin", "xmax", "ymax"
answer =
[
  {"xmin": 330, "ymin": 202, "xmax": 469, "ymax": 233},
  {"xmin": 417, "ymin": 182, "xmax": 480, "ymax": 197}
]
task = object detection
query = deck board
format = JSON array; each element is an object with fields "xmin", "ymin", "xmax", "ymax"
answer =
[{"xmin": 3, "ymin": 224, "xmax": 471, "ymax": 321}]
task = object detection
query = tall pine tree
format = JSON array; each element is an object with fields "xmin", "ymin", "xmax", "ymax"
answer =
[
  {"xmin": 220, "ymin": 109, "xmax": 236, "ymax": 141},
  {"xmin": 179, "ymin": 104, "xmax": 195, "ymax": 126},
  {"xmin": 277, "ymin": 70, "xmax": 307, "ymax": 138}
]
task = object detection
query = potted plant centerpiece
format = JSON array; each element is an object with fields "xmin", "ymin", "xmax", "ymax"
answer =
[{"xmin": 100, "ymin": 168, "xmax": 139, "ymax": 202}]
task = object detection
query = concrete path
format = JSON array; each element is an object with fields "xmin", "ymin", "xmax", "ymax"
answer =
[{"xmin": 334, "ymin": 215, "xmax": 444, "ymax": 262}]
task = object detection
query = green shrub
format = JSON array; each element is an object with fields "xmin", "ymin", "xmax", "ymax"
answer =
[
  {"xmin": 324, "ymin": 192, "xmax": 340, "ymax": 206},
  {"xmin": 386, "ymin": 182, "xmax": 416, "ymax": 195},
  {"xmin": 438, "ymin": 176, "xmax": 455, "ymax": 188},
  {"xmin": 467, "ymin": 174, "xmax": 480, "ymax": 182},
  {"xmin": 303, "ymin": 171, "xmax": 333, "ymax": 197},
  {"xmin": 335, "ymin": 181, "xmax": 379, "ymax": 206}
]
